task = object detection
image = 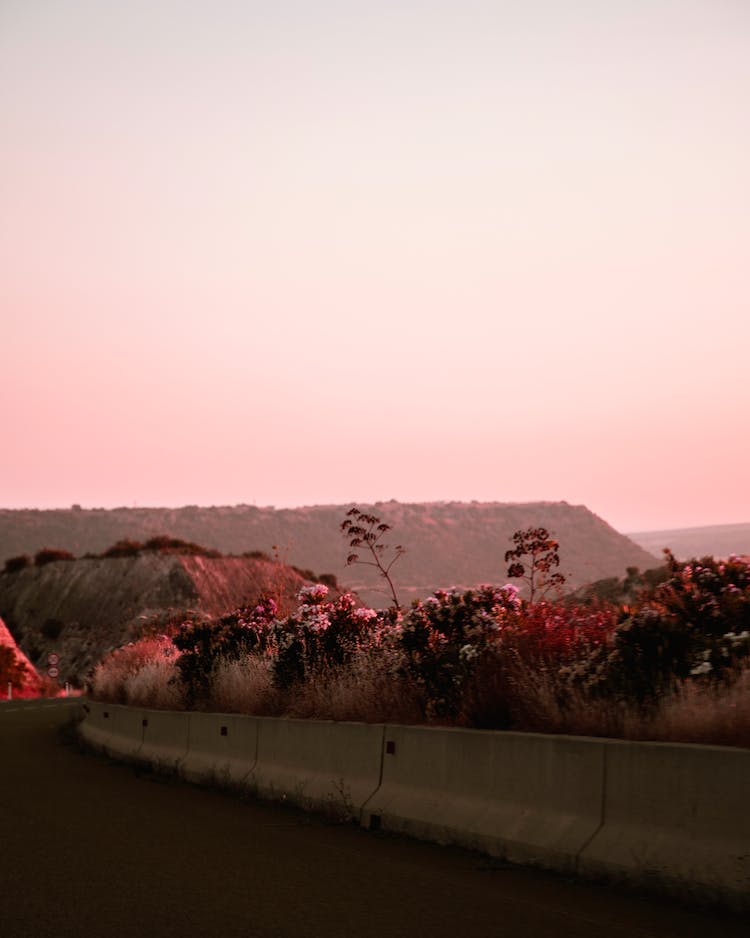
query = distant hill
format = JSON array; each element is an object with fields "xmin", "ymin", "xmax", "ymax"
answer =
[
  {"xmin": 0, "ymin": 501, "xmax": 659, "ymax": 609},
  {"xmin": 0, "ymin": 553, "xmax": 313, "ymax": 685},
  {"xmin": 628, "ymin": 523, "xmax": 750, "ymax": 561}
]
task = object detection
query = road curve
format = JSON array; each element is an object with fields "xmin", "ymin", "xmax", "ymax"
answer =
[{"xmin": 0, "ymin": 700, "xmax": 745, "ymax": 938}]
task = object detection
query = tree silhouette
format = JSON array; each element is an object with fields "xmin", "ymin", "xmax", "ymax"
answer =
[
  {"xmin": 505, "ymin": 527, "xmax": 566, "ymax": 603},
  {"xmin": 340, "ymin": 507, "xmax": 405, "ymax": 610}
]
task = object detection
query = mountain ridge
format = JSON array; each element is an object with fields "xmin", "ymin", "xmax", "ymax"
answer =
[{"xmin": 0, "ymin": 500, "xmax": 659, "ymax": 608}]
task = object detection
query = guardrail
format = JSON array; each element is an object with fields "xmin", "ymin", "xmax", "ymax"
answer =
[{"xmin": 78, "ymin": 701, "xmax": 750, "ymax": 913}]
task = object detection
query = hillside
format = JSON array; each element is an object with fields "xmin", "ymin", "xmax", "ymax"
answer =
[
  {"xmin": 628, "ymin": 522, "xmax": 750, "ymax": 561},
  {"xmin": 0, "ymin": 553, "xmax": 311, "ymax": 686},
  {"xmin": 0, "ymin": 615, "xmax": 42, "ymax": 697},
  {"xmin": 0, "ymin": 501, "xmax": 658, "ymax": 608}
]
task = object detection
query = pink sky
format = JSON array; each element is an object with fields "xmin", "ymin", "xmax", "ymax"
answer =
[{"xmin": 2, "ymin": 1, "xmax": 748, "ymax": 534}]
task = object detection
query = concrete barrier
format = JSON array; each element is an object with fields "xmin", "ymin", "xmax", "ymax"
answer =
[
  {"xmin": 578, "ymin": 739, "xmax": 750, "ymax": 912},
  {"xmin": 181, "ymin": 712, "xmax": 260, "ymax": 786},
  {"xmin": 248, "ymin": 718, "xmax": 385, "ymax": 820},
  {"xmin": 362, "ymin": 725, "xmax": 606, "ymax": 871},
  {"xmin": 82, "ymin": 703, "xmax": 144, "ymax": 760},
  {"xmin": 78, "ymin": 700, "xmax": 117, "ymax": 753},
  {"xmin": 76, "ymin": 701, "xmax": 749, "ymax": 911},
  {"xmin": 138, "ymin": 709, "xmax": 191, "ymax": 772}
]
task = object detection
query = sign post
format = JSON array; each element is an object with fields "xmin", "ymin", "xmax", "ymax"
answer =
[{"xmin": 47, "ymin": 653, "xmax": 61, "ymax": 694}]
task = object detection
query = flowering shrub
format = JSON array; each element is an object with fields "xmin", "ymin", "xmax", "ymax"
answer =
[
  {"xmin": 270, "ymin": 585, "xmax": 392, "ymax": 690},
  {"xmin": 453, "ymin": 599, "xmax": 616, "ymax": 728},
  {"xmin": 398, "ymin": 585, "xmax": 521, "ymax": 718},
  {"xmin": 572, "ymin": 553, "xmax": 750, "ymax": 709},
  {"xmin": 505, "ymin": 600, "xmax": 615, "ymax": 665},
  {"xmin": 172, "ymin": 596, "xmax": 279, "ymax": 705}
]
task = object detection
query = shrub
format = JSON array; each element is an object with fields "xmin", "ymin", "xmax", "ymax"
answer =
[
  {"xmin": 89, "ymin": 636, "xmax": 181, "ymax": 707},
  {"xmin": 143, "ymin": 535, "xmax": 222, "ymax": 558},
  {"xmin": 399, "ymin": 585, "xmax": 522, "ymax": 719},
  {"xmin": 569, "ymin": 553, "xmax": 750, "ymax": 710},
  {"xmin": 270, "ymin": 585, "xmax": 391, "ymax": 691},
  {"xmin": 101, "ymin": 539, "xmax": 144, "ymax": 558},
  {"xmin": 3, "ymin": 554, "xmax": 32, "ymax": 575},
  {"xmin": 459, "ymin": 602, "xmax": 617, "ymax": 729},
  {"xmin": 172, "ymin": 596, "xmax": 279, "ymax": 706},
  {"xmin": 572, "ymin": 565, "xmax": 669, "ymax": 606},
  {"xmin": 34, "ymin": 548, "xmax": 75, "ymax": 566},
  {"xmin": 243, "ymin": 550, "xmax": 271, "ymax": 561}
]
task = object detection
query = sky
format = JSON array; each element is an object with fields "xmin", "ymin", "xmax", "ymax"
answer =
[{"xmin": 2, "ymin": 0, "xmax": 748, "ymax": 534}]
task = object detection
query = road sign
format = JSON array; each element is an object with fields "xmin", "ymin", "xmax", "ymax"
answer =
[
  {"xmin": 48, "ymin": 666, "xmax": 59, "ymax": 678},
  {"xmin": 47, "ymin": 653, "xmax": 60, "ymax": 666}
]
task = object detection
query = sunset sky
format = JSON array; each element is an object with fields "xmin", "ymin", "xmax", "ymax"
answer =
[{"xmin": 2, "ymin": 0, "xmax": 748, "ymax": 534}]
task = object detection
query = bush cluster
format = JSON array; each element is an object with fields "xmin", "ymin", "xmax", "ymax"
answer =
[
  {"xmin": 573, "ymin": 552, "xmax": 750, "ymax": 710},
  {"xmin": 399, "ymin": 585, "xmax": 521, "ymax": 718},
  {"xmin": 171, "ymin": 597, "xmax": 279, "ymax": 705},
  {"xmin": 34, "ymin": 548, "xmax": 76, "ymax": 566},
  {"xmin": 3, "ymin": 554, "xmax": 32, "ymax": 575},
  {"xmin": 270, "ymin": 586, "xmax": 393, "ymax": 690},
  {"xmin": 89, "ymin": 552, "xmax": 750, "ymax": 742}
]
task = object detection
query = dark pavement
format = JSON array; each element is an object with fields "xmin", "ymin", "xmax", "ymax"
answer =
[{"xmin": 0, "ymin": 699, "xmax": 745, "ymax": 938}]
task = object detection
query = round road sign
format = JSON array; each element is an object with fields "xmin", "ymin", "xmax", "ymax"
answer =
[
  {"xmin": 47, "ymin": 666, "xmax": 59, "ymax": 678},
  {"xmin": 47, "ymin": 653, "xmax": 60, "ymax": 666}
]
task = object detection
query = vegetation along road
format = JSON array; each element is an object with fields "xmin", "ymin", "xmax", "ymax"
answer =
[{"xmin": 1, "ymin": 699, "xmax": 746, "ymax": 938}]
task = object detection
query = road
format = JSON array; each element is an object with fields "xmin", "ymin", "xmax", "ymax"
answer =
[{"xmin": 0, "ymin": 699, "xmax": 746, "ymax": 938}]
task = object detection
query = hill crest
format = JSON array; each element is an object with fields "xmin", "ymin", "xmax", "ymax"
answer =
[{"xmin": 0, "ymin": 500, "xmax": 659, "ymax": 609}]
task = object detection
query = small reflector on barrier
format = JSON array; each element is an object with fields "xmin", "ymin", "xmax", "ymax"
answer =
[
  {"xmin": 386, "ymin": 741, "xmax": 396, "ymax": 755},
  {"xmin": 220, "ymin": 726, "xmax": 228, "ymax": 736}
]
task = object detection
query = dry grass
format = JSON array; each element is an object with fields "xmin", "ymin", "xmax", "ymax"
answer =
[
  {"xmin": 283, "ymin": 650, "xmax": 425, "ymax": 725},
  {"xmin": 460, "ymin": 651, "xmax": 750, "ymax": 747},
  {"xmin": 631, "ymin": 668, "xmax": 750, "ymax": 748},
  {"xmin": 90, "ymin": 638, "xmax": 750, "ymax": 747},
  {"xmin": 123, "ymin": 658, "xmax": 184, "ymax": 709},
  {"xmin": 90, "ymin": 636, "xmax": 183, "ymax": 709},
  {"xmin": 207, "ymin": 656, "xmax": 284, "ymax": 716}
]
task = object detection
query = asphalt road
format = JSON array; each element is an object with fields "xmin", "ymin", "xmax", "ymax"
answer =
[{"xmin": 0, "ymin": 699, "xmax": 746, "ymax": 938}]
